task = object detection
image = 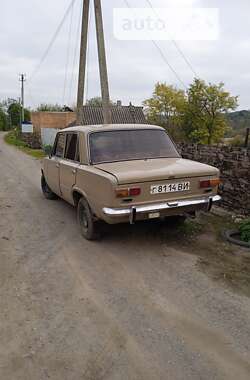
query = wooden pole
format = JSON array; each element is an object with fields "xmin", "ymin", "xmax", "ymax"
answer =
[
  {"xmin": 245, "ymin": 127, "xmax": 250, "ymax": 148},
  {"xmin": 94, "ymin": 0, "xmax": 112, "ymax": 124},
  {"xmin": 76, "ymin": 0, "xmax": 90, "ymax": 125}
]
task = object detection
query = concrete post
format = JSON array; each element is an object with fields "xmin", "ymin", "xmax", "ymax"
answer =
[
  {"xmin": 76, "ymin": 0, "xmax": 90, "ymax": 125},
  {"xmin": 94, "ymin": 0, "xmax": 112, "ymax": 124}
]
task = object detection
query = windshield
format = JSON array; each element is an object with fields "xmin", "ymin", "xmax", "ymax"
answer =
[{"xmin": 89, "ymin": 129, "xmax": 180, "ymax": 164}]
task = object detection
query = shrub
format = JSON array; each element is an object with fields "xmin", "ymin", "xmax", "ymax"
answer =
[
  {"xmin": 230, "ymin": 135, "xmax": 244, "ymax": 147},
  {"xmin": 239, "ymin": 219, "xmax": 250, "ymax": 242},
  {"xmin": 43, "ymin": 145, "xmax": 53, "ymax": 155}
]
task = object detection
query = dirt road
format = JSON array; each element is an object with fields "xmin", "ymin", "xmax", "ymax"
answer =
[{"xmin": 0, "ymin": 132, "xmax": 250, "ymax": 380}]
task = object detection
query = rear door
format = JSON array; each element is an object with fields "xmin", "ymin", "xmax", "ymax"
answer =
[
  {"xmin": 46, "ymin": 133, "xmax": 65, "ymax": 195},
  {"xmin": 59, "ymin": 133, "xmax": 80, "ymax": 204}
]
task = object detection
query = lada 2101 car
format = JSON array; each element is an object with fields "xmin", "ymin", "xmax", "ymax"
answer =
[{"xmin": 41, "ymin": 124, "xmax": 221, "ymax": 240}]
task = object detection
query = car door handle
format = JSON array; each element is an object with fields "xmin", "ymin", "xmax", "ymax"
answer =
[
  {"xmin": 72, "ymin": 169, "xmax": 76, "ymax": 174},
  {"xmin": 56, "ymin": 163, "xmax": 60, "ymax": 168}
]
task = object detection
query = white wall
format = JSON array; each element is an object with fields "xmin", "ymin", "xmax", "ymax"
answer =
[{"xmin": 41, "ymin": 128, "xmax": 60, "ymax": 146}]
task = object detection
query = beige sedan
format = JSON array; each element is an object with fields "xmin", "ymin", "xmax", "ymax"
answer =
[{"xmin": 41, "ymin": 124, "xmax": 221, "ymax": 240}]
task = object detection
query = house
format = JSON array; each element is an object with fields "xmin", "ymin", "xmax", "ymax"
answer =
[{"xmin": 29, "ymin": 102, "xmax": 147, "ymax": 147}]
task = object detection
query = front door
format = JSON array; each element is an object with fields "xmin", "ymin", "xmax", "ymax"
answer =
[
  {"xmin": 59, "ymin": 133, "xmax": 80, "ymax": 204},
  {"xmin": 46, "ymin": 133, "xmax": 65, "ymax": 195}
]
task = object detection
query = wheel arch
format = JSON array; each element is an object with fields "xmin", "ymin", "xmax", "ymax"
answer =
[{"xmin": 72, "ymin": 188, "xmax": 88, "ymax": 207}]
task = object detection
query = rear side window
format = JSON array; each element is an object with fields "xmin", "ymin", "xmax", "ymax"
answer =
[
  {"xmin": 54, "ymin": 134, "xmax": 65, "ymax": 158},
  {"xmin": 65, "ymin": 134, "xmax": 79, "ymax": 161}
]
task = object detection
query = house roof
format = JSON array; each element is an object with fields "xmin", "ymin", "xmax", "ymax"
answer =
[{"xmin": 69, "ymin": 105, "xmax": 147, "ymax": 126}]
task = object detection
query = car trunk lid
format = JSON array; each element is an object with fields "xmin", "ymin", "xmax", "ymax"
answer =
[{"xmin": 95, "ymin": 158, "xmax": 219, "ymax": 185}]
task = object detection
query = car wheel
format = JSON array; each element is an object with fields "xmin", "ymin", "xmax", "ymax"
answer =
[
  {"xmin": 77, "ymin": 197, "xmax": 100, "ymax": 241},
  {"xmin": 41, "ymin": 174, "xmax": 58, "ymax": 200}
]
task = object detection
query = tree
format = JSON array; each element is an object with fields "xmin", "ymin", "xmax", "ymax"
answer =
[
  {"xmin": 7, "ymin": 102, "xmax": 21, "ymax": 126},
  {"xmin": 0, "ymin": 107, "xmax": 8, "ymax": 131},
  {"xmin": 86, "ymin": 97, "xmax": 115, "ymax": 107},
  {"xmin": 0, "ymin": 98, "xmax": 31, "ymax": 128},
  {"xmin": 143, "ymin": 83, "xmax": 187, "ymax": 141},
  {"xmin": 183, "ymin": 79, "xmax": 238, "ymax": 144},
  {"xmin": 7, "ymin": 101, "xmax": 30, "ymax": 126},
  {"xmin": 37, "ymin": 103, "xmax": 64, "ymax": 112}
]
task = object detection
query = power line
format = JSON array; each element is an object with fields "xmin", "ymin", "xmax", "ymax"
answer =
[
  {"xmin": 150, "ymin": 40, "xmax": 187, "ymax": 89},
  {"xmin": 145, "ymin": 0, "xmax": 198, "ymax": 78},
  {"xmin": 29, "ymin": 0, "xmax": 77, "ymax": 83},
  {"xmin": 123, "ymin": 0, "xmax": 187, "ymax": 89},
  {"xmin": 26, "ymin": 82, "xmax": 36, "ymax": 107}
]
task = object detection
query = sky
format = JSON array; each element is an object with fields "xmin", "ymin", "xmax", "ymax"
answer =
[{"xmin": 0, "ymin": 0, "xmax": 249, "ymax": 110}]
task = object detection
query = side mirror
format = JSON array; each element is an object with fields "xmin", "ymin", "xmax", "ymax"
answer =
[{"xmin": 43, "ymin": 145, "xmax": 53, "ymax": 158}]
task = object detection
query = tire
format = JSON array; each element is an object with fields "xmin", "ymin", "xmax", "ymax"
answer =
[
  {"xmin": 77, "ymin": 197, "xmax": 100, "ymax": 241},
  {"xmin": 41, "ymin": 174, "xmax": 58, "ymax": 200}
]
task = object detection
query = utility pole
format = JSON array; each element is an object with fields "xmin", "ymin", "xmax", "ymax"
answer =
[
  {"xmin": 76, "ymin": 0, "xmax": 112, "ymax": 125},
  {"xmin": 94, "ymin": 0, "xmax": 111, "ymax": 124},
  {"xmin": 19, "ymin": 74, "xmax": 26, "ymax": 123},
  {"xmin": 76, "ymin": 0, "xmax": 90, "ymax": 124}
]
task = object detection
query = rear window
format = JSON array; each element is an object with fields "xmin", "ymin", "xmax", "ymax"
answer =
[{"xmin": 89, "ymin": 129, "xmax": 180, "ymax": 164}]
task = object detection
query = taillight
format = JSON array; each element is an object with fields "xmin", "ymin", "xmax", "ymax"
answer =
[
  {"xmin": 129, "ymin": 188, "xmax": 141, "ymax": 196},
  {"xmin": 200, "ymin": 180, "xmax": 211, "ymax": 188},
  {"xmin": 200, "ymin": 179, "xmax": 220, "ymax": 188},
  {"xmin": 115, "ymin": 187, "xmax": 141, "ymax": 198},
  {"xmin": 210, "ymin": 179, "xmax": 221, "ymax": 187},
  {"xmin": 115, "ymin": 189, "xmax": 129, "ymax": 198}
]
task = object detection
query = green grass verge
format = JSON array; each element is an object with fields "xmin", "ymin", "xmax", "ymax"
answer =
[{"xmin": 4, "ymin": 131, "xmax": 46, "ymax": 159}]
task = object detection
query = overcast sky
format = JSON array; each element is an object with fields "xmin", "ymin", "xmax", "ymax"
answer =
[{"xmin": 1, "ymin": 0, "xmax": 249, "ymax": 110}]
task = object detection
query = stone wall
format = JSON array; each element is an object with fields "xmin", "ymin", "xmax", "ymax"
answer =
[
  {"xmin": 177, "ymin": 144, "xmax": 250, "ymax": 215},
  {"xmin": 21, "ymin": 133, "xmax": 41, "ymax": 149}
]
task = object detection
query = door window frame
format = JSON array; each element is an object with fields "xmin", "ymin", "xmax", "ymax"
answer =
[
  {"xmin": 63, "ymin": 132, "xmax": 80, "ymax": 163},
  {"xmin": 52, "ymin": 132, "xmax": 66, "ymax": 158}
]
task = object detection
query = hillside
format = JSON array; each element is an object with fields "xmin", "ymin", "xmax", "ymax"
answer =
[{"xmin": 226, "ymin": 110, "xmax": 250, "ymax": 137}]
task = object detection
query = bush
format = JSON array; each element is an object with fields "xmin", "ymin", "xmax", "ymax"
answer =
[
  {"xmin": 239, "ymin": 219, "xmax": 250, "ymax": 242},
  {"xmin": 0, "ymin": 108, "xmax": 8, "ymax": 130},
  {"xmin": 43, "ymin": 145, "xmax": 53, "ymax": 155},
  {"xmin": 230, "ymin": 135, "xmax": 244, "ymax": 147}
]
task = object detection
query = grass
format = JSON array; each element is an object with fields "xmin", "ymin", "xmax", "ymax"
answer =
[{"xmin": 4, "ymin": 131, "xmax": 46, "ymax": 159}]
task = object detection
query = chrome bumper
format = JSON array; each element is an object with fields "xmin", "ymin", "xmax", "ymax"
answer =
[{"xmin": 103, "ymin": 195, "xmax": 222, "ymax": 221}]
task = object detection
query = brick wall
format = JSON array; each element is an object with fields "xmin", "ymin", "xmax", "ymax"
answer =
[
  {"xmin": 31, "ymin": 112, "xmax": 76, "ymax": 134},
  {"xmin": 177, "ymin": 144, "xmax": 250, "ymax": 215}
]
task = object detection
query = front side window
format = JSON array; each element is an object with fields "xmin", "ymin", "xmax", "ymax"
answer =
[
  {"xmin": 54, "ymin": 133, "xmax": 65, "ymax": 158},
  {"xmin": 65, "ymin": 133, "xmax": 79, "ymax": 161},
  {"xmin": 89, "ymin": 129, "xmax": 180, "ymax": 164}
]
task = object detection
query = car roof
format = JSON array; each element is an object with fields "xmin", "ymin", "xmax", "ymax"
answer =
[{"xmin": 60, "ymin": 124, "xmax": 165, "ymax": 134}]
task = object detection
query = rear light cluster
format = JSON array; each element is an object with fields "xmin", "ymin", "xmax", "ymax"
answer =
[
  {"xmin": 115, "ymin": 187, "xmax": 141, "ymax": 198},
  {"xmin": 200, "ymin": 178, "xmax": 221, "ymax": 189}
]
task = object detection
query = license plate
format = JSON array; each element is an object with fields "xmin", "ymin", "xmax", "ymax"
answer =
[
  {"xmin": 150, "ymin": 182, "xmax": 190, "ymax": 194},
  {"xmin": 149, "ymin": 212, "xmax": 160, "ymax": 219}
]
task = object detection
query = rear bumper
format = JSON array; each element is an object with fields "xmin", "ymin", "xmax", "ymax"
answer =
[{"xmin": 103, "ymin": 195, "xmax": 221, "ymax": 223}]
